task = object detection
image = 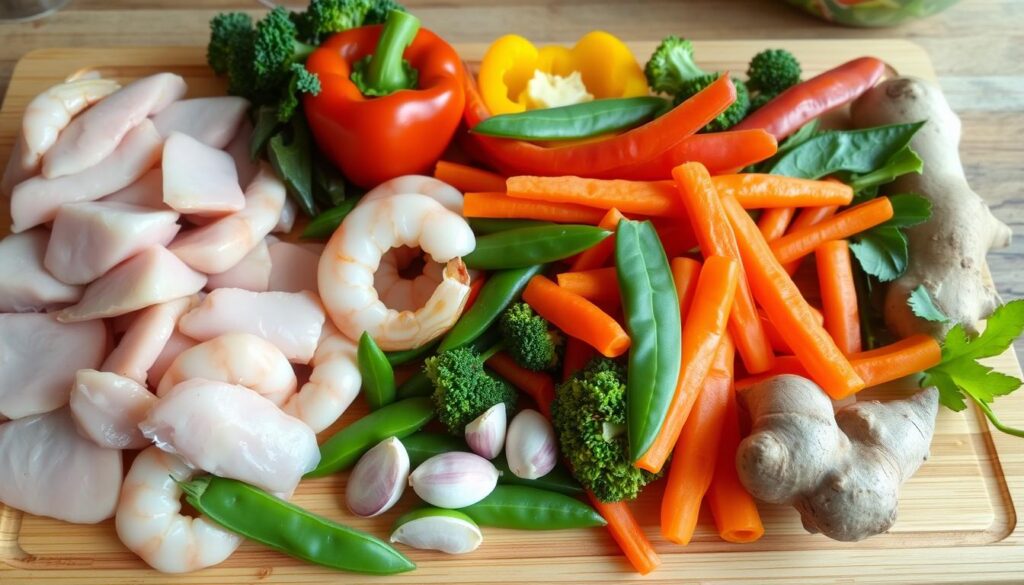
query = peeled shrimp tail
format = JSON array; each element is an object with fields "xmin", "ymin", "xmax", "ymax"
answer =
[{"xmin": 283, "ymin": 323, "xmax": 361, "ymax": 433}]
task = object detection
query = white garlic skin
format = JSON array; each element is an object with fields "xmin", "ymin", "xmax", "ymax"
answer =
[
  {"xmin": 464, "ymin": 403, "xmax": 506, "ymax": 460},
  {"xmin": 345, "ymin": 436, "xmax": 409, "ymax": 517},
  {"xmin": 408, "ymin": 451, "xmax": 499, "ymax": 508}
]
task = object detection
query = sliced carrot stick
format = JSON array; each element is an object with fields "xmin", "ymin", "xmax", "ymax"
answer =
[
  {"xmin": 523, "ymin": 275, "xmax": 630, "ymax": 358},
  {"xmin": 486, "ymin": 352, "xmax": 556, "ymax": 417},
  {"xmin": 706, "ymin": 383, "xmax": 765, "ymax": 544},
  {"xmin": 463, "ymin": 192, "xmax": 606, "ymax": 224},
  {"xmin": 636, "ymin": 255, "xmax": 739, "ymax": 473},
  {"xmin": 711, "ymin": 174, "xmax": 854, "ymax": 208},
  {"xmin": 672, "ymin": 162, "xmax": 774, "ymax": 374},
  {"xmin": 783, "ymin": 204, "xmax": 839, "ymax": 274},
  {"xmin": 670, "ymin": 257, "xmax": 702, "ymax": 321},
  {"xmin": 570, "ymin": 208, "xmax": 626, "ymax": 272},
  {"xmin": 506, "ymin": 176, "xmax": 683, "ymax": 217},
  {"xmin": 816, "ymin": 240, "xmax": 861, "ymax": 355},
  {"xmin": 720, "ymin": 191, "xmax": 864, "ymax": 399},
  {"xmin": 759, "ymin": 307, "xmax": 823, "ymax": 354},
  {"xmin": 661, "ymin": 336, "xmax": 735, "ymax": 545},
  {"xmin": 588, "ymin": 495, "xmax": 661, "ymax": 575},
  {"xmin": 654, "ymin": 220, "xmax": 700, "ymax": 258},
  {"xmin": 771, "ymin": 197, "xmax": 894, "ymax": 265},
  {"xmin": 562, "ymin": 336, "xmax": 597, "ymax": 382},
  {"xmin": 557, "ymin": 267, "xmax": 620, "ymax": 304},
  {"xmin": 757, "ymin": 207, "xmax": 796, "ymax": 242},
  {"xmin": 434, "ymin": 160, "xmax": 506, "ymax": 193}
]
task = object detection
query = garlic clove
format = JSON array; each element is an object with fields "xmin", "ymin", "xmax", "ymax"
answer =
[
  {"xmin": 505, "ymin": 408, "xmax": 557, "ymax": 480},
  {"xmin": 345, "ymin": 436, "xmax": 410, "ymax": 518},
  {"xmin": 464, "ymin": 403, "xmax": 506, "ymax": 460},
  {"xmin": 408, "ymin": 451, "xmax": 499, "ymax": 508},
  {"xmin": 390, "ymin": 507, "xmax": 482, "ymax": 554}
]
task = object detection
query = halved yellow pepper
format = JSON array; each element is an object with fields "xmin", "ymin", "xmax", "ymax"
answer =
[{"xmin": 478, "ymin": 31, "xmax": 649, "ymax": 116}]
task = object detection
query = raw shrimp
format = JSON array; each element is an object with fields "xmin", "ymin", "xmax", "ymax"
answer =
[
  {"xmin": 282, "ymin": 322, "xmax": 360, "ymax": 433},
  {"xmin": 375, "ymin": 247, "xmax": 447, "ymax": 313},
  {"xmin": 21, "ymin": 78, "xmax": 121, "ymax": 169},
  {"xmin": 116, "ymin": 446, "xmax": 242, "ymax": 574},
  {"xmin": 318, "ymin": 193, "xmax": 475, "ymax": 351},
  {"xmin": 362, "ymin": 174, "xmax": 463, "ymax": 214},
  {"xmin": 156, "ymin": 333, "xmax": 297, "ymax": 406}
]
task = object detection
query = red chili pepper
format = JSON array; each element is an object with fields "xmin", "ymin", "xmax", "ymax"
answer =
[
  {"xmin": 734, "ymin": 56, "xmax": 886, "ymax": 140},
  {"xmin": 303, "ymin": 12, "xmax": 465, "ymax": 188}
]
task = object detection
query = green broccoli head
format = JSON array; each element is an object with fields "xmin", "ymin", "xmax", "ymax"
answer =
[
  {"xmin": 678, "ymin": 74, "xmax": 750, "ymax": 132},
  {"xmin": 207, "ymin": 12, "xmax": 253, "ymax": 75},
  {"xmin": 644, "ymin": 36, "xmax": 705, "ymax": 97},
  {"xmin": 277, "ymin": 63, "xmax": 322, "ymax": 122},
  {"xmin": 299, "ymin": 0, "xmax": 373, "ymax": 43},
  {"xmin": 499, "ymin": 302, "xmax": 563, "ymax": 372},
  {"xmin": 552, "ymin": 358, "xmax": 660, "ymax": 502},
  {"xmin": 749, "ymin": 90, "xmax": 775, "ymax": 112},
  {"xmin": 426, "ymin": 347, "xmax": 518, "ymax": 434},
  {"xmin": 746, "ymin": 48, "xmax": 801, "ymax": 95},
  {"xmin": 253, "ymin": 8, "xmax": 316, "ymax": 88},
  {"xmin": 364, "ymin": 0, "xmax": 408, "ymax": 25}
]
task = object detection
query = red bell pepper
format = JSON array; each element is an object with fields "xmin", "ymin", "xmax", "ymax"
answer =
[{"xmin": 303, "ymin": 11, "xmax": 465, "ymax": 188}]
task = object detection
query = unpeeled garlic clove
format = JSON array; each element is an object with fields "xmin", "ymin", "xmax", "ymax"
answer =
[
  {"xmin": 408, "ymin": 451, "xmax": 499, "ymax": 508},
  {"xmin": 345, "ymin": 436, "xmax": 410, "ymax": 517},
  {"xmin": 390, "ymin": 507, "xmax": 483, "ymax": 554},
  {"xmin": 464, "ymin": 403, "xmax": 506, "ymax": 460},
  {"xmin": 505, "ymin": 408, "xmax": 557, "ymax": 480}
]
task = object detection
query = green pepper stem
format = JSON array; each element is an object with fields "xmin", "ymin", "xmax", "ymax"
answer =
[{"xmin": 357, "ymin": 10, "xmax": 420, "ymax": 96}]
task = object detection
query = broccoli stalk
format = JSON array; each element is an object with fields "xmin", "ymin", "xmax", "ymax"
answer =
[
  {"xmin": 551, "ymin": 358, "xmax": 661, "ymax": 502},
  {"xmin": 425, "ymin": 343, "xmax": 518, "ymax": 435},
  {"xmin": 499, "ymin": 302, "xmax": 563, "ymax": 372},
  {"xmin": 364, "ymin": 0, "xmax": 407, "ymax": 25}
]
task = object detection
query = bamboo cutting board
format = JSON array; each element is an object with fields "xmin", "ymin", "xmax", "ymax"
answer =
[{"xmin": 0, "ymin": 40, "xmax": 1022, "ymax": 585}]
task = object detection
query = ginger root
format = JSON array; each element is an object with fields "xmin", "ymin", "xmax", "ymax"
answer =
[
  {"xmin": 850, "ymin": 77, "xmax": 1012, "ymax": 339},
  {"xmin": 736, "ymin": 375, "xmax": 939, "ymax": 542}
]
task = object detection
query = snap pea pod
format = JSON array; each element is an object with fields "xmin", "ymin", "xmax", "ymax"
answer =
[
  {"xmin": 179, "ymin": 476, "xmax": 414, "ymax": 575},
  {"xmin": 358, "ymin": 332, "xmax": 396, "ymax": 410},
  {"xmin": 458, "ymin": 485, "xmax": 605, "ymax": 530},
  {"xmin": 309, "ymin": 397, "xmax": 434, "ymax": 477},
  {"xmin": 385, "ymin": 341, "xmax": 439, "ymax": 367},
  {"xmin": 463, "ymin": 225, "xmax": 611, "ymax": 270},
  {"xmin": 615, "ymin": 220, "xmax": 682, "ymax": 462},
  {"xmin": 438, "ymin": 265, "xmax": 544, "ymax": 352},
  {"xmin": 470, "ymin": 97, "xmax": 670, "ymax": 141},
  {"xmin": 469, "ymin": 218, "xmax": 554, "ymax": 235},
  {"xmin": 302, "ymin": 197, "xmax": 358, "ymax": 239},
  {"xmin": 396, "ymin": 371, "xmax": 433, "ymax": 399}
]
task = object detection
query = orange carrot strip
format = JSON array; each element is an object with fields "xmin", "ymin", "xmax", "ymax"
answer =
[
  {"xmin": 637, "ymin": 255, "xmax": 739, "ymax": 473},
  {"xmin": 672, "ymin": 162, "xmax": 774, "ymax": 374},
  {"xmin": 759, "ymin": 306, "xmax": 823, "ymax": 354},
  {"xmin": 757, "ymin": 207, "xmax": 796, "ymax": 242},
  {"xmin": 434, "ymin": 160, "xmax": 506, "ymax": 193},
  {"xmin": 711, "ymin": 174, "xmax": 854, "ymax": 208},
  {"xmin": 661, "ymin": 336, "xmax": 735, "ymax": 545},
  {"xmin": 570, "ymin": 208, "xmax": 625, "ymax": 272},
  {"xmin": 557, "ymin": 267, "xmax": 620, "ymax": 304},
  {"xmin": 816, "ymin": 240, "xmax": 861, "ymax": 355},
  {"xmin": 523, "ymin": 275, "xmax": 630, "ymax": 358},
  {"xmin": 463, "ymin": 192, "xmax": 606, "ymax": 224},
  {"xmin": 654, "ymin": 221, "xmax": 700, "ymax": 258},
  {"xmin": 783, "ymin": 204, "xmax": 838, "ymax": 274},
  {"xmin": 506, "ymin": 176, "xmax": 683, "ymax": 217},
  {"xmin": 771, "ymin": 197, "xmax": 894, "ymax": 265},
  {"xmin": 486, "ymin": 352, "xmax": 556, "ymax": 417},
  {"xmin": 670, "ymin": 257, "xmax": 702, "ymax": 321},
  {"xmin": 588, "ymin": 495, "xmax": 661, "ymax": 575},
  {"xmin": 706, "ymin": 383, "xmax": 765, "ymax": 544},
  {"xmin": 720, "ymin": 191, "xmax": 864, "ymax": 399},
  {"xmin": 562, "ymin": 336, "xmax": 597, "ymax": 382}
]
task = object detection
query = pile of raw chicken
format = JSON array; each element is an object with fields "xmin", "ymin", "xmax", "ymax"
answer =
[{"xmin": 0, "ymin": 71, "xmax": 474, "ymax": 573}]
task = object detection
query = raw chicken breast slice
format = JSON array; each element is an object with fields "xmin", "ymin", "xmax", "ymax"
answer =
[
  {"xmin": 102, "ymin": 168, "xmax": 166, "ymax": 209},
  {"xmin": 0, "ymin": 230, "xmax": 82, "ymax": 312},
  {"xmin": 147, "ymin": 330, "xmax": 197, "ymax": 386},
  {"xmin": 70, "ymin": 369, "xmax": 156, "ymax": 449},
  {"xmin": 169, "ymin": 164, "xmax": 286, "ymax": 274},
  {"xmin": 151, "ymin": 96, "xmax": 249, "ymax": 149},
  {"xmin": 0, "ymin": 314, "xmax": 107, "ymax": 419},
  {"xmin": 42, "ymin": 72, "xmax": 186, "ymax": 178},
  {"xmin": 225, "ymin": 119, "xmax": 259, "ymax": 187},
  {"xmin": 162, "ymin": 132, "xmax": 245, "ymax": 216},
  {"xmin": 57, "ymin": 246, "xmax": 207, "ymax": 322},
  {"xmin": 178, "ymin": 288, "xmax": 325, "ymax": 364},
  {"xmin": 45, "ymin": 202, "xmax": 181, "ymax": 285},
  {"xmin": 140, "ymin": 379, "xmax": 319, "ymax": 494},
  {"xmin": 206, "ymin": 239, "xmax": 271, "ymax": 292},
  {"xmin": 268, "ymin": 240, "xmax": 319, "ymax": 293},
  {"xmin": 0, "ymin": 137, "xmax": 33, "ymax": 198},
  {"xmin": 0, "ymin": 408, "xmax": 122, "ymax": 523},
  {"xmin": 10, "ymin": 120, "xmax": 164, "ymax": 233},
  {"xmin": 102, "ymin": 295, "xmax": 200, "ymax": 385}
]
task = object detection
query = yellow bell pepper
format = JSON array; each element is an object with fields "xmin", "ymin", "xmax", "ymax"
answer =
[{"xmin": 478, "ymin": 31, "xmax": 649, "ymax": 116}]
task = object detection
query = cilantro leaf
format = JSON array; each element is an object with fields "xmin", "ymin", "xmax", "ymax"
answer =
[
  {"xmin": 849, "ymin": 226, "xmax": 907, "ymax": 282},
  {"xmin": 908, "ymin": 285, "xmax": 949, "ymax": 323},
  {"xmin": 942, "ymin": 301, "xmax": 1024, "ymax": 362}
]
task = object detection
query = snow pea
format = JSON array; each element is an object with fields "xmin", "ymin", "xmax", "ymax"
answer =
[
  {"xmin": 458, "ymin": 485, "xmax": 605, "ymax": 530},
  {"xmin": 302, "ymin": 197, "xmax": 358, "ymax": 238},
  {"xmin": 769, "ymin": 121, "xmax": 924, "ymax": 180},
  {"xmin": 469, "ymin": 218, "xmax": 554, "ymax": 235},
  {"xmin": 385, "ymin": 341, "xmax": 439, "ymax": 367},
  {"xmin": 439, "ymin": 265, "xmax": 544, "ymax": 352},
  {"xmin": 358, "ymin": 332, "xmax": 395, "ymax": 410},
  {"xmin": 396, "ymin": 371, "xmax": 434, "ymax": 399},
  {"xmin": 463, "ymin": 225, "xmax": 611, "ymax": 270},
  {"xmin": 615, "ymin": 219, "xmax": 681, "ymax": 462},
  {"xmin": 309, "ymin": 397, "xmax": 434, "ymax": 477},
  {"xmin": 179, "ymin": 476, "xmax": 414, "ymax": 574},
  {"xmin": 470, "ymin": 97, "xmax": 670, "ymax": 141}
]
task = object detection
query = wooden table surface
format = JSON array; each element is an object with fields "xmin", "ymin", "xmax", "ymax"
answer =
[{"xmin": 1, "ymin": 0, "xmax": 1022, "ymax": 355}]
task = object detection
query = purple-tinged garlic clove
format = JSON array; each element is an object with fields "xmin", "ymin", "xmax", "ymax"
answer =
[
  {"xmin": 408, "ymin": 452, "xmax": 499, "ymax": 508},
  {"xmin": 346, "ymin": 437, "xmax": 410, "ymax": 517},
  {"xmin": 505, "ymin": 408, "xmax": 557, "ymax": 480},
  {"xmin": 464, "ymin": 403, "xmax": 506, "ymax": 460}
]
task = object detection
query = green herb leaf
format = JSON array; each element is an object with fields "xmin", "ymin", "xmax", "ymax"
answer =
[
  {"xmin": 848, "ymin": 146, "xmax": 923, "ymax": 194},
  {"xmin": 268, "ymin": 116, "xmax": 316, "ymax": 217},
  {"xmin": 849, "ymin": 225, "xmax": 907, "ymax": 282},
  {"xmin": 249, "ymin": 105, "xmax": 282, "ymax": 160},
  {"xmin": 908, "ymin": 286, "xmax": 949, "ymax": 323},
  {"xmin": 769, "ymin": 121, "xmax": 925, "ymax": 179},
  {"xmin": 313, "ymin": 155, "xmax": 347, "ymax": 207},
  {"xmin": 882, "ymin": 194, "xmax": 932, "ymax": 228},
  {"xmin": 302, "ymin": 198, "xmax": 359, "ymax": 239}
]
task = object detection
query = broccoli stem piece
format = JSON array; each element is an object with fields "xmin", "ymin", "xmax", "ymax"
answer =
[{"xmin": 351, "ymin": 10, "xmax": 420, "ymax": 96}]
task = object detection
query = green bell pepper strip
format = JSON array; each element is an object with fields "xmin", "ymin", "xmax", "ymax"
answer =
[
  {"xmin": 458, "ymin": 485, "xmax": 605, "ymax": 530},
  {"xmin": 438, "ymin": 265, "xmax": 544, "ymax": 352},
  {"xmin": 463, "ymin": 225, "xmax": 611, "ymax": 270},
  {"xmin": 385, "ymin": 341, "xmax": 439, "ymax": 367},
  {"xmin": 308, "ymin": 397, "xmax": 434, "ymax": 477},
  {"xmin": 470, "ymin": 97, "xmax": 670, "ymax": 141},
  {"xmin": 358, "ymin": 332, "xmax": 396, "ymax": 410},
  {"xmin": 469, "ymin": 218, "xmax": 554, "ymax": 235},
  {"xmin": 179, "ymin": 476, "xmax": 414, "ymax": 574},
  {"xmin": 302, "ymin": 198, "xmax": 359, "ymax": 239},
  {"xmin": 615, "ymin": 219, "xmax": 682, "ymax": 463},
  {"xmin": 396, "ymin": 370, "xmax": 434, "ymax": 399}
]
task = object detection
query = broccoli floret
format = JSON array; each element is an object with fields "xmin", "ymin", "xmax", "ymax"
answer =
[
  {"xmin": 750, "ymin": 90, "xmax": 775, "ymax": 112},
  {"xmin": 643, "ymin": 36, "xmax": 704, "ymax": 97},
  {"xmin": 746, "ymin": 48, "xmax": 801, "ymax": 95},
  {"xmin": 277, "ymin": 63, "xmax": 322, "ymax": 122},
  {"xmin": 298, "ymin": 0, "xmax": 373, "ymax": 43},
  {"xmin": 208, "ymin": 12, "xmax": 253, "ymax": 75},
  {"xmin": 679, "ymin": 73, "xmax": 750, "ymax": 132},
  {"xmin": 253, "ymin": 8, "xmax": 317, "ymax": 93},
  {"xmin": 551, "ymin": 358, "xmax": 660, "ymax": 502},
  {"xmin": 426, "ymin": 347, "xmax": 518, "ymax": 435},
  {"xmin": 499, "ymin": 302, "xmax": 563, "ymax": 372},
  {"xmin": 364, "ymin": 0, "xmax": 407, "ymax": 25}
]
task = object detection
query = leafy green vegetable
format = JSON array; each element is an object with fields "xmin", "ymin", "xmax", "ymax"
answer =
[
  {"xmin": 268, "ymin": 116, "xmax": 316, "ymax": 217},
  {"xmin": 922, "ymin": 300, "xmax": 1024, "ymax": 437},
  {"xmin": 313, "ymin": 155, "xmax": 347, "ymax": 207},
  {"xmin": 250, "ymin": 105, "xmax": 282, "ymax": 161},
  {"xmin": 302, "ymin": 198, "xmax": 359, "ymax": 239},
  {"xmin": 768, "ymin": 122, "xmax": 925, "ymax": 180},
  {"xmin": 848, "ymin": 146, "xmax": 923, "ymax": 195},
  {"xmin": 849, "ymin": 194, "xmax": 931, "ymax": 282},
  {"xmin": 908, "ymin": 286, "xmax": 949, "ymax": 323}
]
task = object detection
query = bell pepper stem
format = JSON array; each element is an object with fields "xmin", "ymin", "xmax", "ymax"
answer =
[{"xmin": 355, "ymin": 10, "xmax": 420, "ymax": 96}]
